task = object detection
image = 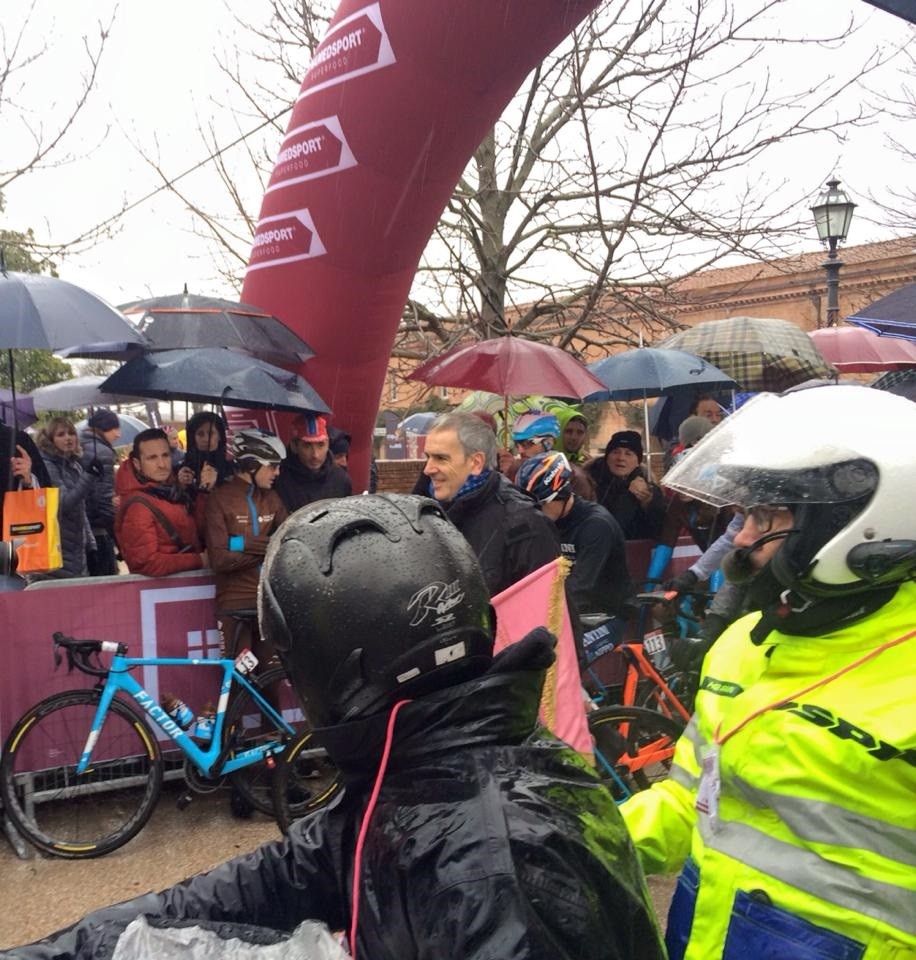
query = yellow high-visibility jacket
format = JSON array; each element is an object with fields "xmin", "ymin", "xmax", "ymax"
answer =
[{"xmin": 622, "ymin": 581, "xmax": 916, "ymax": 960}]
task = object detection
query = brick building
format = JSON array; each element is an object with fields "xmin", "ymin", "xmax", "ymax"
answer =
[{"xmin": 377, "ymin": 236, "xmax": 916, "ymax": 478}]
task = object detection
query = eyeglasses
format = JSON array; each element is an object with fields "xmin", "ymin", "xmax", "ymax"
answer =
[
  {"xmin": 746, "ymin": 505, "xmax": 792, "ymax": 534},
  {"xmin": 517, "ymin": 438, "xmax": 545, "ymax": 450}
]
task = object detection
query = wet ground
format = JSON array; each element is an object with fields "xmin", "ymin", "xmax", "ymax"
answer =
[{"xmin": 0, "ymin": 784, "xmax": 676, "ymax": 950}]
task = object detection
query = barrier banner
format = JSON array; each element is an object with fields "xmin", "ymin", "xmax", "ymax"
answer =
[
  {"xmin": 241, "ymin": 0, "xmax": 601, "ymax": 490},
  {"xmin": 0, "ymin": 538, "xmax": 700, "ymax": 747},
  {"xmin": 0, "ymin": 572, "xmax": 219, "ymax": 744}
]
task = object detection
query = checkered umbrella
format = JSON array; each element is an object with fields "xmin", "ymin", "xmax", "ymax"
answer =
[
  {"xmin": 871, "ymin": 368, "xmax": 916, "ymax": 401},
  {"xmin": 657, "ymin": 316, "xmax": 837, "ymax": 392}
]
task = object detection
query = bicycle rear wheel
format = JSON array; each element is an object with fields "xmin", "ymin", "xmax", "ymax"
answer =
[
  {"xmin": 0, "ymin": 690, "xmax": 162, "ymax": 858},
  {"xmin": 588, "ymin": 705, "xmax": 684, "ymax": 801},
  {"xmin": 271, "ymin": 729, "xmax": 342, "ymax": 834}
]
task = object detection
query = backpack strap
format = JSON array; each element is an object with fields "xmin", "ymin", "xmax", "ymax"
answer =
[{"xmin": 122, "ymin": 495, "xmax": 192, "ymax": 553}]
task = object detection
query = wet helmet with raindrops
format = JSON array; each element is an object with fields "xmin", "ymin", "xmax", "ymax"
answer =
[{"xmin": 259, "ymin": 494, "xmax": 493, "ymax": 725}]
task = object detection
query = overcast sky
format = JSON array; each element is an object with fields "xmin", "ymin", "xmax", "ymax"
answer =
[{"xmin": 2, "ymin": 0, "xmax": 912, "ymax": 311}]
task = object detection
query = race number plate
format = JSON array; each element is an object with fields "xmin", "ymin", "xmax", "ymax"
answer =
[{"xmin": 643, "ymin": 630, "xmax": 667, "ymax": 657}]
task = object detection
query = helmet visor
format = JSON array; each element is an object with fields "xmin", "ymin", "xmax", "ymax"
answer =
[{"xmin": 661, "ymin": 393, "xmax": 879, "ymax": 509}]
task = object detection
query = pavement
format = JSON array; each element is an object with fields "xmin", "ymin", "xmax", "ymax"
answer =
[{"xmin": 0, "ymin": 784, "xmax": 677, "ymax": 950}]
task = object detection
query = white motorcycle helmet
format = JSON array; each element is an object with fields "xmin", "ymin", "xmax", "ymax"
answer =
[{"xmin": 661, "ymin": 385, "xmax": 916, "ymax": 598}]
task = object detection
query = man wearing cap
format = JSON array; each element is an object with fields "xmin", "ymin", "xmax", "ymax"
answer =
[
  {"xmin": 422, "ymin": 411, "xmax": 560, "ymax": 596},
  {"xmin": 274, "ymin": 414, "xmax": 352, "ymax": 513},
  {"xmin": 79, "ymin": 408, "xmax": 122, "ymax": 576},
  {"xmin": 585, "ymin": 430, "xmax": 665, "ymax": 541}
]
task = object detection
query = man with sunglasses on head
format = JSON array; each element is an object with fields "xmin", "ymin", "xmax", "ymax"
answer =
[{"xmin": 621, "ymin": 385, "xmax": 916, "ymax": 959}]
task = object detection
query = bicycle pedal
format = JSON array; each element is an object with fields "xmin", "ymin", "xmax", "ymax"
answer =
[{"xmin": 176, "ymin": 792, "xmax": 194, "ymax": 811}]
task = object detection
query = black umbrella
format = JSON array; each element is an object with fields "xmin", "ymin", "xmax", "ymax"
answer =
[
  {"xmin": 0, "ymin": 255, "xmax": 147, "ymax": 482},
  {"xmin": 100, "ymin": 348, "xmax": 330, "ymax": 415},
  {"xmin": 105, "ymin": 291, "xmax": 314, "ymax": 367}
]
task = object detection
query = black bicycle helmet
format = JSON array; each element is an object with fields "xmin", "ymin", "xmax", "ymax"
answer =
[
  {"xmin": 516, "ymin": 451, "xmax": 573, "ymax": 503},
  {"xmin": 259, "ymin": 494, "xmax": 493, "ymax": 725}
]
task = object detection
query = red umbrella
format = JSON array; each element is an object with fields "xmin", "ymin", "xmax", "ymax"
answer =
[
  {"xmin": 407, "ymin": 337, "xmax": 605, "ymax": 399},
  {"xmin": 808, "ymin": 325, "xmax": 916, "ymax": 373}
]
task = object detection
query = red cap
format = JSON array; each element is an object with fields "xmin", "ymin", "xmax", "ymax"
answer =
[{"xmin": 290, "ymin": 414, "xmax": 329, "ymax": 442}]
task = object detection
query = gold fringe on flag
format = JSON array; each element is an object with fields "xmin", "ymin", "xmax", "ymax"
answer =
[{"xmin": 540, "ymin": 556, "xmax": 572, "ymax": 731}]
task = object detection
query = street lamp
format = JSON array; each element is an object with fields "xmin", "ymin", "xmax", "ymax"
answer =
[{"xmin": 810, "ymin": 178, "xmax": 856, "ymax": 328}]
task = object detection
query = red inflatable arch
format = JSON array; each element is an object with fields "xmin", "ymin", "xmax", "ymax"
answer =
[{"xmin": 241, "ymin": 0, "xmax": 600, "ymax": 489}]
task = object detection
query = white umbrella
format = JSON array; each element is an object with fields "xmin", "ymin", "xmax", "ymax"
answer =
[{"xmin": 28, "ymin": 376, "xmax": 147, "ymax": 412}]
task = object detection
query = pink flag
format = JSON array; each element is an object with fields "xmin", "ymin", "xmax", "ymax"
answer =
[{"xmin": 492, "ymin": 558, "xmax": 592, "ymax": 755}]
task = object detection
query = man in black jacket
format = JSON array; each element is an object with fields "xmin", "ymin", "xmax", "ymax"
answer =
[
  {"xmin": 78, "ymin": 408, "xmax": 122, "ymax": 576},
  {"xmin": 274, "ymin": 413, "xmax": 352, "ymax": 513},
  {"xmin": 4, "ymin": 495, "xmax": 665, "ymax": 960},
  {"xmin": 421, "ymin": 411, "xmax": 559, "ymax": 596},
  {"xmin": 518, "ymin": 451, "xmax": 632, "ymax": 619}
]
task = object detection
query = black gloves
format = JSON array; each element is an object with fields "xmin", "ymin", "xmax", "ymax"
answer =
[
  {"xmin": 664, "ymin": 569, "xmax": 698, "ymax": 593},
  {"xmin": 697, "ymin": 612, "xmax": 730, "ymax": 643},
  {"xmin": 670, "ymin": 635, "xmax": 712, "ymax": 673},
  {"xmin": 86, "ymin": 459, "xmax": 105, "ymax": 478}
]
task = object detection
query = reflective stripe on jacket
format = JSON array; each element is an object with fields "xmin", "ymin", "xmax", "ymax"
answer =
[{"xmin": 622, "ymin": 581, "xmax": 916, "ymax": 959}]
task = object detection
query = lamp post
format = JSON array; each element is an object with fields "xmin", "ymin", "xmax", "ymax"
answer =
[{"xmin": 810, "ymin": 178, "xmax": 856, "ymax": 328}]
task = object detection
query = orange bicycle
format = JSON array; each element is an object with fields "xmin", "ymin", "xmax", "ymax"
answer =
[{"xmin": 581, "ymin": 591, "xmax": 707, "ymax": 799}]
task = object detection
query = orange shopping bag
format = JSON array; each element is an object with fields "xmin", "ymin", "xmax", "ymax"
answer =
[{"xmin": 2, "ymin": 486, "xmax": 62, "ymax": 573}]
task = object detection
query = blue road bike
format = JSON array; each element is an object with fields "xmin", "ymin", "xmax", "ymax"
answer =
[{"xmin": 0, "ymin": 634, "xmax": 338, "ymax": 858}]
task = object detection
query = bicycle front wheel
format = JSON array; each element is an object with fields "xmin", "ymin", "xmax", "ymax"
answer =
[
  {"xmin": 224, "ymin": 666, "xmax": 309, "ymax": 815},
  {"xmin": 272, "ymin": 729, "xmax": 342, "ymax": 835},
  {"xmin": 0, "ymin": 689, "xmax": 162, "ymax": 858},
  {"xmin": 588, "ymin": 705, "xmax": 684, "ymax": 801}
]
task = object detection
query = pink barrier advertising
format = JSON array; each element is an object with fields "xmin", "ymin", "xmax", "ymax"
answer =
[
  {"xmin": 0, "ymin": 572, "xmax": 220, "ymax": 745},
  {"xmin": 240, "ymin": 0, "xmax": 601, "ymax": 489},
  {"xmin": 0, "ymin": 538, "xmax": 700, "ymax": 745}
]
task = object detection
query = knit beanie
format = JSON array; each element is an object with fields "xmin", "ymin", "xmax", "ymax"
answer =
[
  {"xmin": 87, "ymin": 408, "xmax": 120, "ymax": 432},
  {"xmin": 605, "ymin": 430, "xmax": 643, "ymax": 460}
]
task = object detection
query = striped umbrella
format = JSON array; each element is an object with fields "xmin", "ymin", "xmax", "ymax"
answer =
[{"xmin": 657, "ymin": 316, "xmax": 836, "ymax": 392}]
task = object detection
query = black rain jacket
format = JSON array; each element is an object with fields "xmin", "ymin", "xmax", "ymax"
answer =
[
  {"xmin": 441, "ymin": 471, "xmax": 560, "ymax": 596},
  {"xmin": 5, "ymin": 632, "xmax": 664, "ymax": 960}
]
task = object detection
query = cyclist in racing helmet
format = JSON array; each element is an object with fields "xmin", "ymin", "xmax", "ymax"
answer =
[
  {"xmin": 518, "ymin": 452, "xmax": 631, "ymax": 618},
  {"xmin": 622, "ymin": 385, "xmax": 916, "ymax": 958},
  {"xmin": 511, "ymin": 410, "xmax": 560, "ymax": 460},
  {"xmin": 9, "ymin": 493, "xmax": 665, "ymax": 960},
  {"xmin": 204, "ymin": 428, "xmax": 288, "ymax": 660},
  {"xmin": 230, "ymin": 428, "xmax": 287, "ymax": 480}
]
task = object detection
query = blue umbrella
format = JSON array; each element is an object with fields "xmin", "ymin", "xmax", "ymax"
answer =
[
  {"xmin": 585, "ymin": 348, "xmax": 738, "ymax": 402},
  {"xmin": 398, "ymin": 411, "xmax": 440, "ymax": 434},
  {"xmin": 585, "ymin": 347, "xmax": 737, "ymax": 461},
  {"xmin": 847, "ymin": 283, "xmax": 916, "ymax": 343}
]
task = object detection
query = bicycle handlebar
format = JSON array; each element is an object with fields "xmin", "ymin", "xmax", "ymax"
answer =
[{"xmin": 52, "ymin": 632, "xmax": 127, "ymax": 677}]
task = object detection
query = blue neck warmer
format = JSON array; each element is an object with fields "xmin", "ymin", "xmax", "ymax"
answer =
[{"xmin": 429, "ymin": 468, "xmax": 492, "ymax": 503}]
